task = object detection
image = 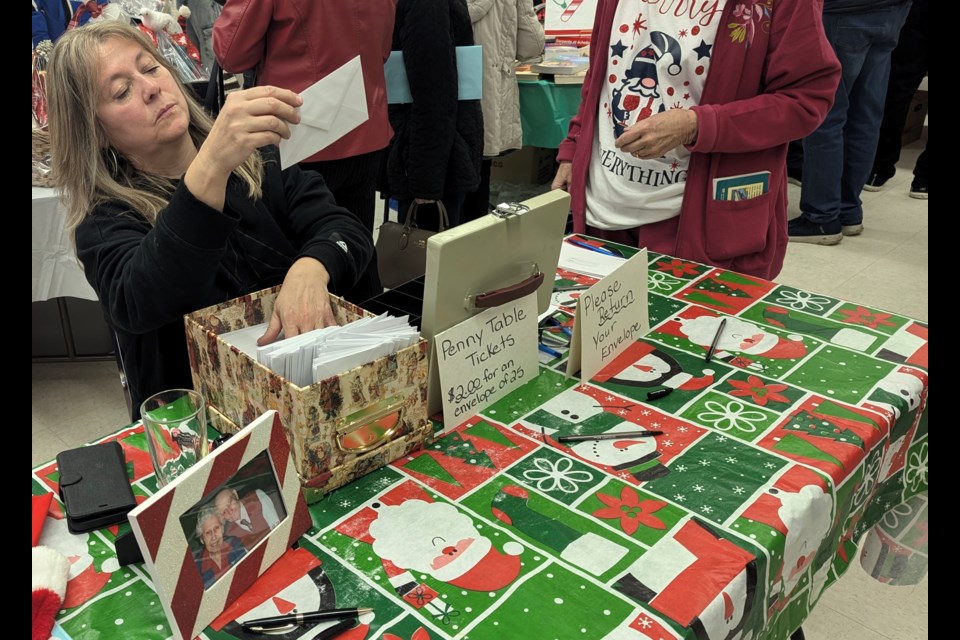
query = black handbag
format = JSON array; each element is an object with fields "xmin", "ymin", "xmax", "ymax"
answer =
[{"xmin": 375, "ymin": 201, "xmax": 450, "ymax": 290}]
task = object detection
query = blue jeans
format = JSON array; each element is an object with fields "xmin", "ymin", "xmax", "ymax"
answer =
[{"xmin": 800, "ymin": 3, "xmax": 911, "ymax": 225}]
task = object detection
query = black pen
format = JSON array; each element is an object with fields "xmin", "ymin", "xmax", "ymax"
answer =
[
  {"xmin": 646, "ymin": 388, "xmax": 673, "ymax": 401},
  {"xmin": 557, "ymin": 430, "xmax": 663, "ymax": 443},
  {"xmin": 705, "ymin": 317, "xmax": 727, "ymax": 363},
  {"xmin": 241, "ymin": 607, "xmax": 371, "ymax": 634}
]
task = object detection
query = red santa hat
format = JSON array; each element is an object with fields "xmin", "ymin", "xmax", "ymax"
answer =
[
  {"xmin": 749, "ymin": 336, "xmax": 806, "ymax": 360},
  {"xmin": 32, "ymin": 546, "xmax": 69, "ymax": 640}
]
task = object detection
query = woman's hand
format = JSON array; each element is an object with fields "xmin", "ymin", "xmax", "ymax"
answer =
[
  {"xmin": 552, "ymin": 161, "xmax": 573, "ymax": 191},
  {"xmin": 184, "ymin": 86, "xmax": 303, "ymax": 211},
  {"xmin": 256, "ymin": 257, "xmax": 338, "ymax": 346},
  {"xmin": 615, "ymin": 109, "xmax": 698, "ymax": 160}
]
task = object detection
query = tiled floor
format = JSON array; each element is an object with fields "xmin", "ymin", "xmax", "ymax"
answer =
[{"xmin": 32, "ymin": 135, "xmax": 927, "ymax": 639}]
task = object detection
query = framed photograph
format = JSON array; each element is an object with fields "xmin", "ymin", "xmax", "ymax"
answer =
[{"xmin": 128, "ymin": 410, "xmax": 312, "ymax": 640}]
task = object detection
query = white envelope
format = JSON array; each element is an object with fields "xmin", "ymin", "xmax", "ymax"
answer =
[{"xmin": 279, "ymin": 55, "xmax": 369, "ymax": 169}]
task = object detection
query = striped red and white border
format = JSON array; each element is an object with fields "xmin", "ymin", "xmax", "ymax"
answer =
[{"xmin": 128, "ymin": 411, "xmax": 311, "ymax": 640}]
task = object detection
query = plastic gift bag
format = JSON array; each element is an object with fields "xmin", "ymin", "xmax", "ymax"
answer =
[
  {"xmin": 32, "ymin": 41, "xmax": 52, "ymax": 129},
  {"xmin": 156, "ymin": 28, "xmax": 205, "ymax": 82},
  {"xmin": 136, "ymin": 23, "xmax": 206, "ymax": 83},
  {"xmin": 33, "ymin": 128, "xmax": 55, "ymax": 188}
]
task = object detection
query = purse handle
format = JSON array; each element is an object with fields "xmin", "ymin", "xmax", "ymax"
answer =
[{"xmin": 404, "ymin": 200, "xmax": 450, "ymax": 233}]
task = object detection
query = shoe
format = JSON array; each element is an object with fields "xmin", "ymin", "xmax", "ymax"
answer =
[
  {"xmin": 788, "ymin": 216, "xmax": 843, "ymax": 245},
  {"xmin": 841, "ymin": 223, "xmax": 864, "ymax": 236},
  {"xmin": 863, "ymin": 171, "xmax": 894, "ymax": 192},
  {"xmin": 909, "ymin": 178, "xmax": 928, "ymax": 200}
]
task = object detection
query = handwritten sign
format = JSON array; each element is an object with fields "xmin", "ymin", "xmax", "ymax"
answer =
[
  {"xmin": 566, "ymin": 248, "xmax": 649, "ymax": 381},
  {"xmin": 436, "ymin": 293, "xmax": 539, "ymax": 425}
]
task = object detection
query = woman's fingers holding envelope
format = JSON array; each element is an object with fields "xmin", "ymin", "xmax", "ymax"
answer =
[
  {"xmin": 201, "ymin": 87, "xmax": 304, "ymax": 176},
  {"xmin": 237, "ymin": 86, "xmax": 303, "ymax": 128},
  {"xmin": 186, "ymin": 87, "xmax": 305, "ymax": 211}
]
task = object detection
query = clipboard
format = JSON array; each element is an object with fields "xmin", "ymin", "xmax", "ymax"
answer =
[{"xmin": 420, "ymin": 190, "xmax": 571, "ymax": 416}]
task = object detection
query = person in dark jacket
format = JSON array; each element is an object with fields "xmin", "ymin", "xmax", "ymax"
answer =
[
  {"xmin": 863, "ymin": 0, "xmax": 927, "ymax": 198},
  {"xmin": 381, "ymin": 0, "xmax": 484, "ymax": 232},
  {"xmin": 46, "ymin": 21, "xmax": 379, "ymax": 419}
]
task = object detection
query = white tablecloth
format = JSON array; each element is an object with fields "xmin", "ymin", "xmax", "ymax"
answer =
[{"xmin": 32, "ymin": 187, "xmax": 97, "ymax": 302}]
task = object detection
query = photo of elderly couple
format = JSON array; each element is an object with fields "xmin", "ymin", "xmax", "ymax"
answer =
[{"xmin": 180, "ymin": 451, "xmax": 287, "ymax": 589}]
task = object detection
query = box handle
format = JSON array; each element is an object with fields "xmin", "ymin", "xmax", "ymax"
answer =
[
  {"xmin": 335, "ymin": 396, "xmax": 406, "ymax": 453},
  {"xmin": 470, "ymin": 269, "xmax": 544, "ymax": 310}
]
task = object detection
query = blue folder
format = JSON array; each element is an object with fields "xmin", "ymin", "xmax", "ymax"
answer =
[{"xmin": 384, "ymin": 45, "xmax": 483, "ymax": 104}]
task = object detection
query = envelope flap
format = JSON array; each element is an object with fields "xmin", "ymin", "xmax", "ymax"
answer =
[{"xmin": 299, "ymin": 55, "xmax": 363, "ymax": 131}]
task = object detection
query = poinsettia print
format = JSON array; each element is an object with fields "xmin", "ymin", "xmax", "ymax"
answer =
[
  {"xmin": 593, "ymin": 485, "xmax": 668, "ymax": 534},
  {"xmin": 728, "ymin": 375, "xmax": 790, "ymax": 406},
  {"xmin": 654, "ymin": 257, "xmax": 701, "ymax": 278},
  {"xmin": 837, "ymin": 306, "xmax": 899, "ymax": 330}
]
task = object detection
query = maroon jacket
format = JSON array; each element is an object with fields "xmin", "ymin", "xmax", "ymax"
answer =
[
  {"xmin": 213, "ymin": 0, "xmax": 396, "ymax": 162},
  {"xmin": 557, "ymin": 0, "xmax": 841, "ymax": 279}
]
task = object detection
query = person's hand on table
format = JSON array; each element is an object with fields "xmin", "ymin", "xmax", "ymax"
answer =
[
  {"xmin": 615, "ymin": 108, "xmax": 698, "ymax": 160},
  {"xmin": 257, "ymin": 257, "xmax": 338, "ymax": 346},
  {"xmin": 184, "ymin": 86, "xmax": 303, "ymax": 212},
  {"xmin": 551, "ymin": 161, "xmax": 572, "ymax": 191}
]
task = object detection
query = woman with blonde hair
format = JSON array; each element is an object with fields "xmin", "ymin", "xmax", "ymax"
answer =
[{"xmin": 47, "ymin": 21, "xmax": 378, "ymax": 418}]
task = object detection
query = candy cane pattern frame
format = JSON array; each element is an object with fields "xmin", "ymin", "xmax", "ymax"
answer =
[{"xmin": 127, "ymin": 410, "xmax": 312, "ymax": 640}]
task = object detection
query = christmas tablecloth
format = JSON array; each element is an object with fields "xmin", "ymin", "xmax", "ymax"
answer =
[{"xmin": 32, "ymin": 246, "xmax": 928, "ymax": 640}]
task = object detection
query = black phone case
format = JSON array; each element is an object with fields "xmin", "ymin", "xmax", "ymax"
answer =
[{"xmin": 56, "ymin": 441, "xmax": 137, "ymax": 534}]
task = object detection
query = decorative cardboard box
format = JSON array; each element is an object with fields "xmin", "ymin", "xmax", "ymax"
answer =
[
  {"xmin": 184, "ymin": 286, "xmax": 433, "ymax": 501},
  {"xmin": 490, "ymin": 146, "xmax": 557, "ymax": 186}
]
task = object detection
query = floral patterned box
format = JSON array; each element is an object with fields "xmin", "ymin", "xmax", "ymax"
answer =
[{"xmin": 184, "ymin": 286, "xmax": 432, "ymax": 501}]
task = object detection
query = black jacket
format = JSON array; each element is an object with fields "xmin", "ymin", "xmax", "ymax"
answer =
[
  {"xmin": 382, "ymin": 0, "xmax": 484, "ymax": 200},
  {"xmin": 76, "ymin": 146, "xmax": 379, "ymax": 418}
]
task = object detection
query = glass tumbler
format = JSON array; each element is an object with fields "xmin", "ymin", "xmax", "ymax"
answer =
[{"xmin": 140, "ymin": 389, "xmax": 209, "ymax": 486}]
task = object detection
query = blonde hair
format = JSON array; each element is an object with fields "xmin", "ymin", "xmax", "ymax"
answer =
[{"xmin": 46, "ymin": 21, "xmax": 263, "ymax": 237}]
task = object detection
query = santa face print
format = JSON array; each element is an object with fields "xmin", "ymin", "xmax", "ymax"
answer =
[
  {"xmin": 370, "ymin": 500, "xmax": 491, "ymax": 578},
  {"xmin": 767, "ymin": 485, "xmax": 833, "ymax": 597},
  {"xmin": 430, "ymin": 536, "xmax": 477, "ymax": 571},
  {"xmin": 875, "ymin": 370, "xmax": 925, "ymax": 416},
  {"xmin": 678, "ymin": 316, "xmax": 776, "ymax": 355},
  {"xmin": 568, "ymin": 423, "xmax": 658, "ymax": 468}
]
